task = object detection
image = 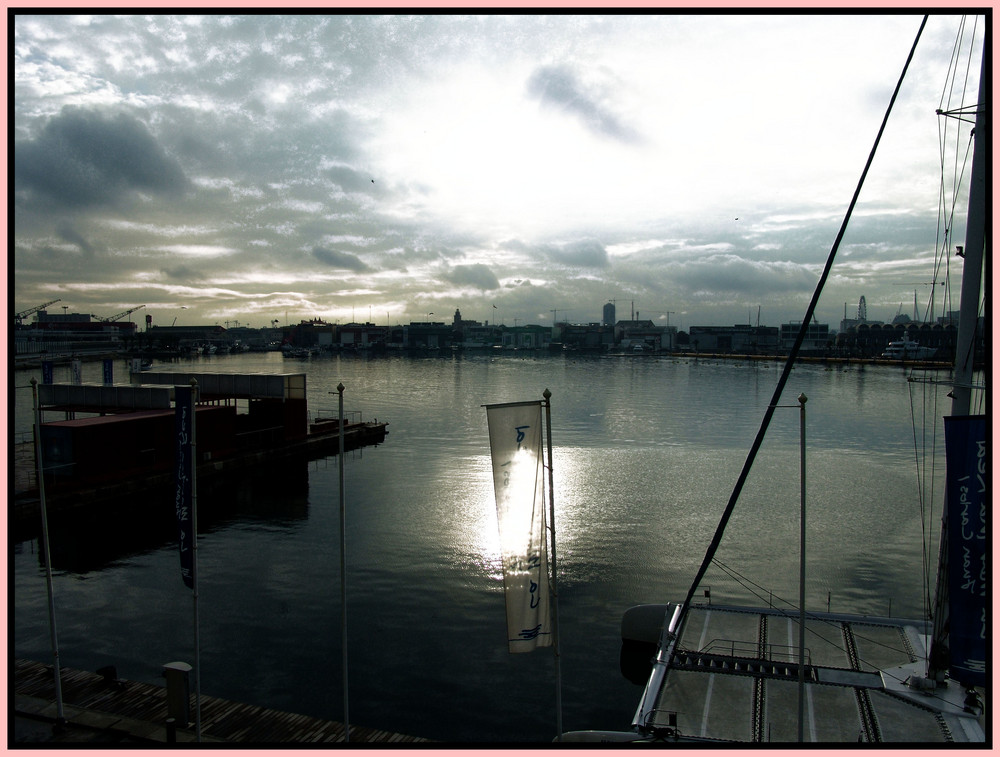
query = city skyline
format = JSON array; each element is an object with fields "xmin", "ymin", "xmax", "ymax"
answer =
[
  {"xmin": 21, "ymin": 294, "xmax": 947, "ymax": 334},
  {"xmin": 13, "ymin": 14, "xmax": 983, "ymax": 332}
]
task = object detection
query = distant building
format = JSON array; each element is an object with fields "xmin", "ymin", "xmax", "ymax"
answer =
[
  {"xmin": 459, "ymin": 323, "xmax": 501, "ymax": 348},
  {"xmin": 554, "ymin": 322, "xmax": 614, "ymax": 350},
  {"xmin": 688, "ymin": 325, "xmax": 780, "ymax": 353},
  {"xmin": 15, "ymin": 310, "xmax": 146, "ymax": 357},
  {"xmin": 30, "ymin": 310, "xmax": 139, "ymax": 337},
  {"xmin": 402, "ymin": 321, "xmax": 453, "ymax": 349},
  {"xmin": 602, "ymin": 302, "xmax": 616, "ymax": 327},
  {"xmin": 840, "ymin": 322, "xmax": 961, "ymax": 360},
  {"xmin": 452, "ymin": 308, "xmax": 481, "ymax": 332},
  {"xmin": 500, "ymin": 324, "xmax": 550, "ymax": 349},
  {"xmin": 337, "ymin": 323, "xmax": 388, "ymax": 349},
  {"xmin": 614, "ymin": 319, "xmax": 661, "ymax": 351},
  {"xmin": 282, "ymin": 319, "xmax": 334, "ymax": 348},
  {"xmin": 780, "ymin": 322, "xmax": 831, "ymax": 352}
]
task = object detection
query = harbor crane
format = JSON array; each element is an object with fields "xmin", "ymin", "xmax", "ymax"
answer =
[
  {"xmin": 93, "ymin": 305, "xmax": 145, "ymax": 322},
  {"xmin": 15, "ymin": 298, "xmax": 61, "ymax": 326}
]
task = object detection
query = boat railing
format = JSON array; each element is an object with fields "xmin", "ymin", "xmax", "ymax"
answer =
[
  {"xmin": 700, "ymin": 638, "xmax": 811, "ymax": 667},
  {"xmin": 312, "ymin": 409, "xmax": 363, "ymax": 425}
]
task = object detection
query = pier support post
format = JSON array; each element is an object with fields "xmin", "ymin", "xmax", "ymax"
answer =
[{"xmin": 163, "ymin": 661, "xmax": 192, "ymax": 725}]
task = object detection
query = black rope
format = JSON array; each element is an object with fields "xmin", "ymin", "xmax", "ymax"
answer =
[{"xmin": 676, "ymin": 16, "xmax": 929, "ymax": 638}]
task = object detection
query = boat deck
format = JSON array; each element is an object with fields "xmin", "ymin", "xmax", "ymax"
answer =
[{"xmin": 638, "ymin": 604, "xmax": 985, "ymax": 743}]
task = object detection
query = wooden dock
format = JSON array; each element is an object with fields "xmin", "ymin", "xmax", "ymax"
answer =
[{"xmin": 14, "ymin": 658, "xmax": 430, "ymax": 744}]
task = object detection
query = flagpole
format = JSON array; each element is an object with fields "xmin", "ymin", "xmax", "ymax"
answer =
[
  {"xmin": 797, "ymin": 393, "xmax": 807, "ymax": 743},
  {"xmin": 190, "ymin": 379, "xmax": 202, "ymax": 742},
  {"xmin": 338, "ymin": 382, "xmax": 350, "ymax": 742},
  {"xmin": 30, "ymin": 378, "xmax": 65, "ymax": 724},
  {"xmin": 542, "ymin": 389, "xmax": 563, "ymax": 741}
]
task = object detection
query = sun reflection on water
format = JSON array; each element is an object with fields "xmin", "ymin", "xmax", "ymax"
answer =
[{"xmin": 444, "ymin": 454, "xmax": 503, "ymax": 585}]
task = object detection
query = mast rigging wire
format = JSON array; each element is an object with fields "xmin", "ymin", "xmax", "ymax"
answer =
[
  {"xmin": 710, "ymin": 558, "xmax": 918, "ymax": 669},
  {"xmin": 677, "ymin": 16, "xmax": 929, "ymax": 633},
  {"xmin": 910, "ymin": 15, "xmax": 984, "ymax": 643}
]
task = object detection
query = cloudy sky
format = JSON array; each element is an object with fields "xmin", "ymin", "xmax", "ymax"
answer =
[{"xmin": 13, "ymin": 13, "xmax": 984, "ymax": 331}]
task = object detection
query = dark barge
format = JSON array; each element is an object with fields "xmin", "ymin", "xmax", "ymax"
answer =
[{"xmin": 14, "ymin": 372, "xmax": 387, "ymax": 535}]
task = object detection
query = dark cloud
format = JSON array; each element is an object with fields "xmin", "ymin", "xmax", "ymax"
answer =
[
  {"xmin": 312, "ymin": 246, "xmax": 370, "ymax": 271},
  {"xmin": 445, "ymin": 264, "xmax": 500, "ymax": 291},
  {"xmin": 672, "ymin": 254, "xmax": 816, "ymax": 296},
  {"xmin": 546, "ymin": 240, "xmax": 609, "ymax": 268},
  {"xmin": 526, "ymin": 64, "xmax": 639, "ymax": 143},
  {"xmin": 14, "ymin": 107, "xmax": 189, "ymax": 208},
  {"xmin": 161, "ymin": 264, "xmax": 200, "ymax": 281},
  {"xmin": 55, "ymin": 221, "xmax": 96, "ymax": 257}
]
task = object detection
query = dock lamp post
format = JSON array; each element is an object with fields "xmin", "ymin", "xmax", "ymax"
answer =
[
  {"xmin": 332, "ymin": 384, "xmax": 350, "ymax": 742},
  {"xmin": 775, "ymin": 393, "xmax": 808, "ymax": 742},
  {"xmin": 797, "ymin": 393, "xmax": 807, "ymax": 743}
]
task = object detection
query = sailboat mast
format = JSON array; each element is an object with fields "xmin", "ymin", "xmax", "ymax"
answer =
[
  {"xmin": 949, "ymin": 51, "xmax": 986, "ymax": 417},
  {"xmin": 928, "ymin": 35, "xmax": 986, "ymax": 684}
]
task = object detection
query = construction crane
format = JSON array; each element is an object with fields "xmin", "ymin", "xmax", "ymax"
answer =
[
  {"xmin": 93, "ymin": 305, "xmax": 145, "ymax": 322},
  {"xmin": 550, "ymin": 309, "xmax": 570, "ymax": 324},
  {"xmin": 15, "ymin": 298, "xmax": 61, "ymax": 326},
  {"xmin": 648, "ymin": 311, "xmax": 677, "ymax": 328}
]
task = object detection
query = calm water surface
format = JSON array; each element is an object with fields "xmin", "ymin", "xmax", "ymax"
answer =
[{"xmin": 12, "ymin": 352, "xmax": 953, "ymax": 742}]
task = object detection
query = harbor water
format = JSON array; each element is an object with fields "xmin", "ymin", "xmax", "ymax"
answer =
[{"xmin": 12, "ymin": 352, "xmax": 954, "ymax": 742}]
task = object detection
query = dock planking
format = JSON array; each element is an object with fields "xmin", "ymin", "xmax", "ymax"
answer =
[{"xmin": 14, "ymin": 658, "xmax": 430, "ymax": 744}]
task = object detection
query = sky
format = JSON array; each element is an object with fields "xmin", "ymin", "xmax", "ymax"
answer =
[{"xmin": 12, "ymin": 12, "xmax": 985, "ymax": 332}]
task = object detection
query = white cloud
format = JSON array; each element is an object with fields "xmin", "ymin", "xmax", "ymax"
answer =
[{"xmin": 157, "ymin": 244, "xmax": 239, "ymax": 257}]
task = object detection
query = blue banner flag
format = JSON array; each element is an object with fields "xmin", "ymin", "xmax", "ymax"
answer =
[
  {"xmin": 174, "ymin": 385, "xmax": 195, "ymax": 589},
  {"xmin": 102, "ymin": 359, "xmax": 114, "ymax": 385},
  {"xmin": 944, "ymin": 415, "xmax": 986, "ymax": 688},
  {"xmin": 41, "ymin": 361, "xmax": 54, "ymax": 385}
]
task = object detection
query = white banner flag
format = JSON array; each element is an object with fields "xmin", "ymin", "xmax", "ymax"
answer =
[{"xmin": 486, "ymin": 401, "xmax": 551, "ymax": 652}]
